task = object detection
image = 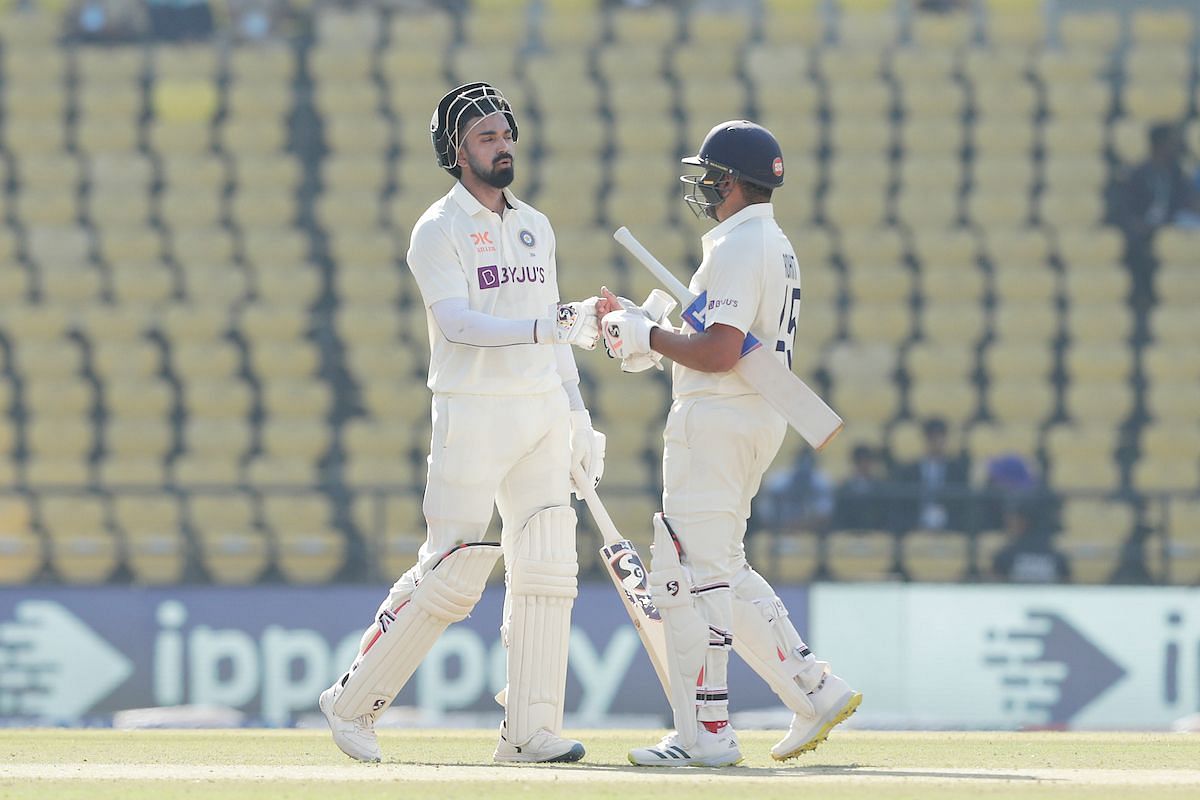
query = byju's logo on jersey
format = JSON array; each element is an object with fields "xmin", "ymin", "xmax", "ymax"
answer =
[
  {"xmin": 478, "ymin": 265, "xmax": 500, "ymax": 289},
  {"xmin": 477, "ymin": 265, "xmax": 547, "ymax": 290}
]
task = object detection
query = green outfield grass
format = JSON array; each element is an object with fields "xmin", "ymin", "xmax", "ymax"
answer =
[{"xmin": 3, "ymin": 729, "xmax": 1199, "ymax": 800}]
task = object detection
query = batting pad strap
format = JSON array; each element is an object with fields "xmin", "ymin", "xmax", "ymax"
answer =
[
  {"xmin": 504, "ymin": 505, "xmax": 578, "ymax": 744},
  {"xmin": 332, "ymin": 542, "xmax": 501, "ymax": 719}
]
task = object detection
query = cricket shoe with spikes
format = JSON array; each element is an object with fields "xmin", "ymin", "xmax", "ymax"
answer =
[
  {"xmin": 319, "ymin": 683, "xmax": 382, "ymax": 763},
  {"xmin": 628, "ymin": 727, "xmax": 744, "ymax": 767},
  {"xmin": 493, "ymin": 722, "xmax": 586, "ymax": 763},
  {"xmin": 770, "ymin": 668, "xmax": 862, "ymax": 760}
]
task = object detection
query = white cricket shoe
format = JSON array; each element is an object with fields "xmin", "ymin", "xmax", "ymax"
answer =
[
  {"xmin": 770, "ymin": 671, "xmax": 862, "ymax": 760},
  {"xmin": 628, "ymin": 727, "xmax": 744, "ymax": 767},
  {"xmin": 493, "ymin": 723, "xmax": 586, "ymax": 763},
  {"xmin": 318, "ymin": 683, "xmax": 382, "ymax": 763}
]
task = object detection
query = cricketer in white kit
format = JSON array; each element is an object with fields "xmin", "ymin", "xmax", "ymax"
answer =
[
  {"xmin": 319, "ymin": 82, "xmax": 604, "ymax": 765},
  {"xmin": 601, "ymin": 121, "xmax": 863, "ymax": 767}
]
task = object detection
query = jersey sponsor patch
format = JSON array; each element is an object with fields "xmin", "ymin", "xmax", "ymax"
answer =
[
  {"xmin": 682, "ymin": 292, "xmax": 761, "ymax": 356},
  {"xmin": 478, "ymin": 264, "xmax": 500, "ymax": 289}
]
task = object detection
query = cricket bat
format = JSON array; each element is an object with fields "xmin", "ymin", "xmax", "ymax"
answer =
[
  {"xmin": 571, "ymin": 470, "xmax": 671, "ymax": 700},
  {"xmin": 613, "ymin": 226, "xmax": 844, "ymax": 451}
]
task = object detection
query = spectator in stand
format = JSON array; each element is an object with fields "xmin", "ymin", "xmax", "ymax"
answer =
[
  {"xmin": 67, "ymin": 0, "xmax": 146, "ymax": 42},
  {"xmin": 831, "ymin": 443, "xmax": 889, "ymax": 531},
  {"xmin": 891, "ymin": 417, "xmax": 970, "ymax": 533},
  {"xmin": 1113, "ymin": 122, "xmax": 1200, "ymax": 300},
  {"xmin": 758, "ymin": 449, "xmax": 834, "ymax": 535},
  {"xmin": 977, "ymin": 453, "xmax": 1040, "ymax": 532},
  {"xmin": 990, "ymin": 494, "xmax": 1070, "ymax": 584}
]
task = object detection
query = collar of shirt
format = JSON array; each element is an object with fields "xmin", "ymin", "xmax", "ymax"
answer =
[
  {"xmin": 450, "ymin": 181, "xmax": 521, "ymax": 217},
  {"xmin": 701, "ymin": 202, "xmax": 774, "ymax": 248}
]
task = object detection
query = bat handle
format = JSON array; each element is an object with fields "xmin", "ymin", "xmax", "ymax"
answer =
[{"xmin": 571, "ymin": 469, "xmax": 623, "ymax": 546}]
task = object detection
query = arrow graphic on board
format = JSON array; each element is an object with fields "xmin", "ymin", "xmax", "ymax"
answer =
[
  {"xmin": 0, "ymin": 600, "xmax": 133, "ymax": 718},
  {"xmin": 985, "ymin": 610, "xmax": 1127, "ymax": 725}
]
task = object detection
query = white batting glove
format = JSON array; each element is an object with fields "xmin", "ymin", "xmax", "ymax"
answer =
[
  {"xmin": 620, "ymin": 351, "xmax": 665, "ymax": 373},
  {"xmin": 568, "ymin": 410, "xmax": 606, "ymax": 497},
  {"xmin": 537, "ymin": 298, "xmax": 600, "ymax": 349},
  {"xmin": 601, "ymin": 309, "xmax": 659, "ymax": 361}
]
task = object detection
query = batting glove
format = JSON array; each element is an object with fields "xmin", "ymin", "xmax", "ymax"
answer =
[
  {"xmin": 536, "ymin": 298, "xmax": 600, "ymax": 349},
  {"xmin": 568, "ymin": 410, "xmax": 606, "ymax": 497},
  {"xmin": 601, "ymin": 309, "xmax": 660, "ymax": 361}
]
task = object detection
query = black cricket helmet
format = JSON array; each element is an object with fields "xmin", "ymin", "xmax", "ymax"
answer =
[
  {"xmin": 681, "ymin": 120, "xmax": 784, "ymax": 218},
  {"xmin": 430, "ymin": 82, "xmax": 519, "ymax": 177}
]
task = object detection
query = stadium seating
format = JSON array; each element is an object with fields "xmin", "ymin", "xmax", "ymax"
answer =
[{"xmin": 0, "ymin": 0, "xmax": 1195, "ymax": 587}]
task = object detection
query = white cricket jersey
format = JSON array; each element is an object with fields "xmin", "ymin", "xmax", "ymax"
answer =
[
  {"xmin": 672, "ymin": 203, "xmax": 803, "ymax": 399},
  {"xmin": 406, "ymin": 182, "xmax": 561, "ymax": 396}
]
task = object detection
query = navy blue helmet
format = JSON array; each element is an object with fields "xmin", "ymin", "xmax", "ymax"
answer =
[
  {"xmin": 431, "ymin": 82, "xmax": 519, "ymax": 177},
  {"xmin": 681, "ymin": 120, "xmax": 784, "ymax": 218}
]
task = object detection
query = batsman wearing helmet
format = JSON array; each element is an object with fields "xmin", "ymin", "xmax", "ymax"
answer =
[
  {"xmin": 600, "ymin": 121, "xmax": 862, "ymax": 766},
  {"xmin": 319, "ymin": 82, "xmax": 605, "ymax": 765}
]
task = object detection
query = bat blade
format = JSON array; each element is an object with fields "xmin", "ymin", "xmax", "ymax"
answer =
[{"xmin": 573, "ymin": 469, "xmax": 672, "ymax": 700}]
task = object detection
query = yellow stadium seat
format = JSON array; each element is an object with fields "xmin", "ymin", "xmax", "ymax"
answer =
[
  {"xmin": 113, "ymin": 494, "xmax": 186, "ymax": 584},
  {"xmin": 972, "ymin": 79, "xmax": 1038, "ymax": 120},
  {"xmin": 1163, "ymin": 498, "xmax": 1200, "ymax": 584},
  {"xmin": 262, "ymin": 494, "xmax": 346, "ymax": 584},
  {"xmin": 1063, "ymin": 380, "xmax": 1134, "ymax": 426},
  {"xmin": 248, "ymin": 341, "xmax": 320, "ymax": 381},
  {"xmin": 973, "ymin": 119, "xmax": 1035, "ymax": 158},
  {"xmin": 965, "ymin": 422, "xmax": 1040, "ymax": 470},
  {"xmin": 986, "ymin": 379, "xmax": 1054, "ymax": 425},
  {"xmin": 1122, "ymin": 82, "xmax": 1190, "ymax": 122},
  {"xmin": 24, "ymin": 379, "xmax": 93, "ymax": 418},
  {"xmin": 0, "ymin": 496, "xmax": 42, "ymax": 583},
  {"xmin": 1058, "ymin": 497, "xmax": 1136, "ymax": 584},
  {"xmin": 906, "ymin": 342, "xmax": 975, "ymax": 382},
  {"xmin": 909, "ymin": 380, "xmax": 978, "ymax": 427},
  {"xmin": 747, "ymin": 531, "xmax": 820, "ymax": 583},
  {"xmin": 990, "ymin": 302, "xmax": 1059, "ymax": 342},
  {"xmin": 1065, "ymin": 302, "xmax": 1132, "ymax": 343},
  {"xmin": 1042, "ymin": 119, "xmax": 1107, "ymax": 158},
  {"xmin": 189, "ymin": 493, "xmax": 269, "ymax": 584},
  {"xmin": 100, "ymin": 372, "xmax": 172, "ymax": 418},
  {"xmin": 1143, "ymin": 381, "xmax": 1200, "ymax": 424},
  {"xmin": 918, "ymin": 265, "xmax": 986, "ymax": 306},
  {"xmin": 902, "ymin": 530, "xmax": 970, "ymax": 582},
  {"xmin": 1150, "ymin": 307, "xmax": 1200, "ymax": 344},
  {"xmin": 826, "ymin": 529, "xmax": 897, "ymax": 581},
  {"xmin": 1142, "ymin": 344, "xmax": 1200, "ymax": 385},
  {"xmin": 1044, "ymin": 423, "xmax": 1121, "ymax": 489},
  {"xmin": 1063, "ymin": 342, "xmax": 1133, "ymax": 383},
  {"xmin": 982, "ymin": 340, "xmax": 1053, "ymax": 382},
  {"xmin": 40, "ymin": 494, "xmax": 119, "ymax": 584},
  {"xmin": 921, "ymin": 303, "xmax": 987, "ymax": 344}
]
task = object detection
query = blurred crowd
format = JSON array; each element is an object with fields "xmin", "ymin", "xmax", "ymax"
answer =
[{"xmin": 758, "ymin": 416, "xmax": 1072, "ymax": 585}]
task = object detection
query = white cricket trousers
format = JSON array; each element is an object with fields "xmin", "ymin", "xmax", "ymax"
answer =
[
  {"xmin": 661, "ymin": 392, "xmax": 787, "ymax": 723},
  {"xmin": 396, "ymin": 388, "xmax": 572, "ymax": 591}
]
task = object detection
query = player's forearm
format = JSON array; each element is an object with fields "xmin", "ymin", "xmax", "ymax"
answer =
[
  {"xmin": 430, "ymin": 298, "xmax": 536, "ymax": 347},
  {"xmin": 649, "ymin": 327, "xmax": 740, "ymax": 373}
]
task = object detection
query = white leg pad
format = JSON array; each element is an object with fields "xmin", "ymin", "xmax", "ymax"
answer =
[
  {"xmin": 333, "ymin": 542, "xmax": 502, "ymax": 719},
  {"xmin": 503, "ymin": 505, "xmax": 579, "ymax": 744},
  {"xmin": 730, "ymin": 567, "xmax": 818, "ymax": 718},
  {"xmin": 648, "ymin": 514, "xmax": 709, "ymax": 750}
]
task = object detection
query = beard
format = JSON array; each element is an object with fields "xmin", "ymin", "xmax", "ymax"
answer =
[{"xmin": 468, "ymin": 150, "xmax": 515, "ymax": 189}]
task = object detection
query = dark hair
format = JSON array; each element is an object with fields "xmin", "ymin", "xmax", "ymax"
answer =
[
  {"xmin": 740, "ymin": 179, "xmax": 773, "ymax": 204},
  {"xmin": 1149, "ymin": 123, "xmax": 1178, "ymax": 151},
  {"xmin": 852, "ymin": 443, "xmax": 875, "ymax": 461}
]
